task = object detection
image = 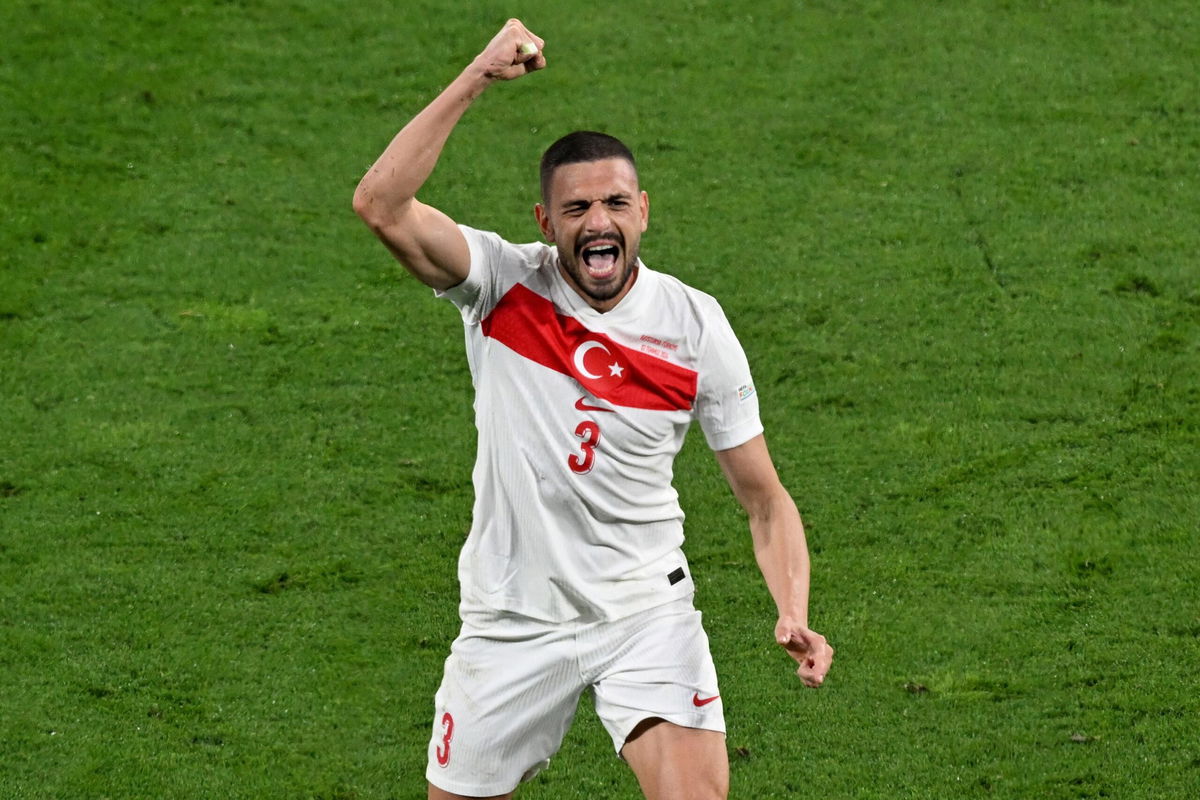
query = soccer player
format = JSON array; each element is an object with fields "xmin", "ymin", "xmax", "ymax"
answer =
[{"xmin": 353, "ymin": 19, "xmax": 833, "ymax": 800}]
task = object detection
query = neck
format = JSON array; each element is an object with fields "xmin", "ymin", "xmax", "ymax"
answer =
[{"xmin": 558, "ymin": 260, "xmax": 639, "ymax": 313}]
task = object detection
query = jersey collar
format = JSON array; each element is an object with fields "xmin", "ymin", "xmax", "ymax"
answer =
[{"xmin": 550, "ymin": 252, "xmax": 653, "ymax": 321}]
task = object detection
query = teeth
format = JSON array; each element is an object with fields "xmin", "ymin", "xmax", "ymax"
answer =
[{"xmin": 582, "ymin": 244, "xmax": 618, "ymax": 274}]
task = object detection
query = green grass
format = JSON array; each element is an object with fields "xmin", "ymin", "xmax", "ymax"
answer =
[{"xmin": 3, "ymin": 0, "xmax": 1198, "ymax": 797}]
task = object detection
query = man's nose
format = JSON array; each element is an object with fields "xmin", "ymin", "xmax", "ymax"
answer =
[{"xmin": 583, "ymin": 201, "xmax": 611, "ymax": 232}]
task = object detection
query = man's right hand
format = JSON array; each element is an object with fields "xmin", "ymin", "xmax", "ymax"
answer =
[{"xmin": 473, "ymin": 19, "xmax": 546, "ymax": 82}]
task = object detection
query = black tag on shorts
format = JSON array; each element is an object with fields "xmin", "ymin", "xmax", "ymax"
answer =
[{"xmin": 667, "ymin": 567, "xmax": 686, "ymax": 586}]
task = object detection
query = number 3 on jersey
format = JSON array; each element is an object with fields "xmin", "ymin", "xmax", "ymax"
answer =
[{"xmin": 568, "ymin": 421, "xmax": 601, "ymax": 474}]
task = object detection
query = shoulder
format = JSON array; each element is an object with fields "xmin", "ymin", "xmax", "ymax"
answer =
[
  {"xmin": 644, "ymin": 267, "xmax": 736, "ymax": 332},
  {"xmin": 459, "ymin": 224, "xmax": 555, "ymax": 273},
  {"xmin": 441, "ymin": 226, "xmax": 556, "ymax": 317}
]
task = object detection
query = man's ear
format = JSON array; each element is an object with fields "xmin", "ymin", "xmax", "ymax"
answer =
[
  {"xmin": 640, "ymin": 190, "xmax": 649, "ymax": 233},
  {"xmin": 534, "ymin": 203, "xmax": 555, "ymax": 242}
]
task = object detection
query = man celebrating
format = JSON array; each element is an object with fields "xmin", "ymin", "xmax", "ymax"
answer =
[{"xmin": 353, "ymin": 19, "xmax": 833, "ymax": 800}]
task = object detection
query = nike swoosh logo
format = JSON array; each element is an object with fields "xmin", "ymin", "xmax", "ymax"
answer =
[
  {"xmin": 575, "ymin": 396, "xmax": 615, "ymax": 413},
  {"xmin": 692, "ymin": 693, "xmax": 720, "ymax": 707}
]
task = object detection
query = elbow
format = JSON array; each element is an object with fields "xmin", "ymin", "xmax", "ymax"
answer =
[
  {"xmin": 352, "ymin": 175, "xmax": 396, "ymax": 230},
  {"xmin": 352, "ymin": 182, "xmax": 377, "ymax": 226},
  {"xmin": 352, "ymin": 184, "xmax": 414, "ymax": 242},
  {"xmin": 745, "ymin": 488, "xmax": 801, "ymax": 530},
  {"xmin": 353, "ymin": 188, "xmax": 402, "ymax": 251}
]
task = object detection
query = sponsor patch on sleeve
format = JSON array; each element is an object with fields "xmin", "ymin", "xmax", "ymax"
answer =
[{"xmin": 737, "ymin": 383, "xmax": 756, "ymax": 402}]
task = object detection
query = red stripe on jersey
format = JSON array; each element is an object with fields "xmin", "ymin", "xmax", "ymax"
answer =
[{"xmin": 481, "ymin": 283, "xmax": 697, "ymax": 411}]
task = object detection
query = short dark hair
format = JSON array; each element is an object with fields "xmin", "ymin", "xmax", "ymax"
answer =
[{"xmin": 539, "ymin": 131, "xmax": 637, "ymax": 203}]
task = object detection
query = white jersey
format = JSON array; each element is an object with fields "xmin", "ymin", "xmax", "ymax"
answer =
[{"xmin": 438, "ymin": 225, "xmax": 763, "ymax": 622}]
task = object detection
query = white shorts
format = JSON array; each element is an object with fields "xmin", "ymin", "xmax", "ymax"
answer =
[{"xmin": 425, "ymin": 596, "xmax": 725, "ymax": 797}]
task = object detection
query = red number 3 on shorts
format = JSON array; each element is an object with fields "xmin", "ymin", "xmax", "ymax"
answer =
[{"xmin": 435, "ymin": 711, "xmax": 454, "ymax": 767}]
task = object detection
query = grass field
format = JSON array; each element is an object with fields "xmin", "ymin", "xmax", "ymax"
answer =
[{"xmin": 2, "ymin": 1, "xmax": 1198, "ymax": 798}]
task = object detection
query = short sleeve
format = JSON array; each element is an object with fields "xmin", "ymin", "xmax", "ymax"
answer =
[
  {"xmin": 437, "ymin": 226, "xmax": 553, "ymax": 326},
  {"xmin": 434, "ymin": 225, "xmax": 505, "ymax": 324},
  {"xmin": 694, "ymin": 304, "xmax": 763, "ymax": 451}
]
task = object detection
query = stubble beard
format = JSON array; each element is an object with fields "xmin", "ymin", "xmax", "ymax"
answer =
[{"xmin": 559, "ymin": 235, "xmax": 640, "ymax": 305}]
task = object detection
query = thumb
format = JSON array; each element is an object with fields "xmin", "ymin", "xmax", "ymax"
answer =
[{"xmin": 775, "ymin": 621, "xmax": 811, "ymax": 650}]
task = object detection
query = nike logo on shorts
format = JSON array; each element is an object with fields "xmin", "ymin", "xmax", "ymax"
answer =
[
  {"xmin": 692, "ymin": 693, "xmax": 720, "ymax": 707},
  {"xmin": 575, "ymin": 396, "xmax": 615, "ymax": 413}
]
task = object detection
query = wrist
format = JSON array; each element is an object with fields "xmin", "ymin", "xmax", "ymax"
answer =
[
  {"xmin": 460, "ymin": 57, "xmax": 500, "ymax": 96},
  {"xmin": 776, "ymin": 609, "xmax": 809, "ymax": 630}
]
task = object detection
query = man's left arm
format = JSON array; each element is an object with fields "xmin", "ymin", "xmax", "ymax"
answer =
[{"xmin": 714, "ymin": 434, "xmax": 834, "ymax": 688}]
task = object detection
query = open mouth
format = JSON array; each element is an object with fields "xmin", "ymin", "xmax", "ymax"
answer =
[{"xmin": 580, "ymin": 243, "xmax": 620, "ymax": 279}]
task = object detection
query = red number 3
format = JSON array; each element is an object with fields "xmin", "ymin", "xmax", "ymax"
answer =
[
  {"xmin": 568, "ymin": 421, "xmax": 601, "ymax": 474},
  {"xmin": 435, "ymin": 712, "xmax": 454, "ymax": 767}
]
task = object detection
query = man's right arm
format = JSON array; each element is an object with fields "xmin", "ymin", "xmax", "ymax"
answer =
[{"xmin": 352, "ymin": 19, "xmax": 546, "ymax": 291}]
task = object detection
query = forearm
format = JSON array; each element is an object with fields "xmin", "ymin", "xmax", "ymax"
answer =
[
  {"xmin": 353, "ymin": 62, "xmax": 494, "ymax": 222},
  {"xmin": 749, "ymin": 491, "xmax": 812, "ymax": 628}
]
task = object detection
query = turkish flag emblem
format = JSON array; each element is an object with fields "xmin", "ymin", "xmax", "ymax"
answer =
[{"xmin": 573, "ymin": 339, "xmax": 626, "ymax": 392}]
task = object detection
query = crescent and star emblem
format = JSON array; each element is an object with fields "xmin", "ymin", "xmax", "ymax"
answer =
[{"xmin": 573, "ymin": 340, "xmax": 625, "ymax": 380}]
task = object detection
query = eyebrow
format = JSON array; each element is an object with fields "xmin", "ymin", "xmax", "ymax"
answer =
[{"xmin": 560, "ymin": 192, "xmax": 632, "ymax": 211}]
